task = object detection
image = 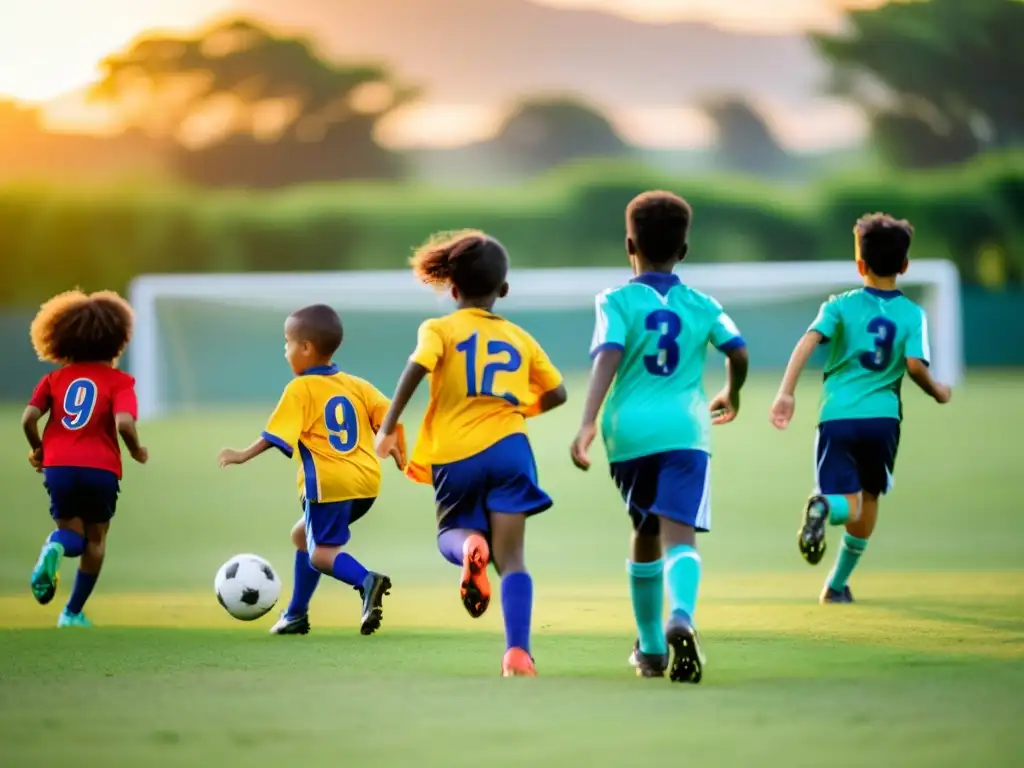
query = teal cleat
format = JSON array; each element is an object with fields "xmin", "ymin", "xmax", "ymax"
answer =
[
  {"xmin": 30, "ymin": 542, "xmax": 63, "ymax": 605},
  {"xmin": 57, "ymin": 609, "xmax": 92, "ymax": 628}
]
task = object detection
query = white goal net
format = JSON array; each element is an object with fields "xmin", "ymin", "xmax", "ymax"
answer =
[{"xmin": 128, "ymin": 261, "xmax": 963, "ymax": 420}]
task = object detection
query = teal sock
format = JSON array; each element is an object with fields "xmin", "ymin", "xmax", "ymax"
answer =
[
  {"xmin": 627, "ymin": 560, "xmax": 666, "ymax": 655},
  {"xmin": 664, "ymin": 544, "xmax": 701, "ymax": 621},
  {"xmin": 823, "ymin": 494, "xmax": 851, "ymax": 525},
  {"xmin": 827, "ymin": 533, "xmax": 869, "ymax": 591}
]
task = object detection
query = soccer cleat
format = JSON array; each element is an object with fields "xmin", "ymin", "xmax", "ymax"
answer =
[
  {"xmin": 269, "ymin": 612, "xmax": 311, "ymax": 635},
  {"xmin": 30, "ymin": 542, "xmax": 63, "ymax": 605},
  {"xmin": 820, "ymin": 585, "xmax": 855, "ymax": 604},
  {"xmin": 629, "ymin": 639, "xmax": 669, "ymax": 678},
  {"xmin": 358, "ymin": 572, "xmax": 391, "ymax": 635},
  {"xmin": 501, "ymin": 647, "xmax": 537, "ymax": 677},
  {"xmin": 57, "ymin": 609, "xmax": 92, "ymax": 628},
  {"xmin": 460, "ymin": 533, "xmax": 491, "ymax": 619},
  {"xmin": 665, "ymin": 611, "xmax": 705, "ymax": 684},
  {"xmin": 798, "ymin": 495, "xmax": 829, "ymax": 565}
]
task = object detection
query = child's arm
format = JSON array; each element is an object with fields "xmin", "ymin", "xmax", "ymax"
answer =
[
  {"xmin": 906, "ymin": 358, "xmax": 952, "ymax": 403},
  {"xmin": 770, "ymin": 331, "xmax": 822, "ymax": 430},
  {"xmin": 115, "ymin": 413, "xmax": 149, "ymax": 464},
  {"xmin": 374, "ymin": 361, "xmax": 427, "ymax": 459},
  {"xmin": 523, "ymin": 339, "xmax": 568, "ymax": 417},
  {"xmin": 570, "ymin": 348, "xmax": 620, "ymax": 470},
  {"xmin": 218, "ymin": 437, "xmax": 272, "ymax": 467},
  {"xmin": 22, "ymin": 406, "xmax": 44, "ymax": 471},
  {"xmin": 710, "ymin": 344, "xmax": 750, "ymax": 425}
]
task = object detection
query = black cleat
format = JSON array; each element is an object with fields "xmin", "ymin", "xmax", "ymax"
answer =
[
  {"xmin": 820, "ymin": 585, "xmax": 855, "ymax": 604},
  {"xmin": 629, "ymin": 639, "xmax": 668, "ymax": 678},
  {"xmin": 269, "ymin": 612, "xmax": 310, "ymax": 635},
  {"xmin": 798, "ymin": 495, "xmax": 829, "ymax": 565},
  {"xmin": 358, "ymin": 572, "xmax": 391, "ymax": 635},
  {"xmin": 665, "ymin": 612, "xmax": 705, "ymax": 684}
]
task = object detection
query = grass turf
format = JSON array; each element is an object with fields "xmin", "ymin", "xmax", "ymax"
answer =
[{"xmin": 1, "ymin": 373, "xmax": 1022, "ymax": 766}]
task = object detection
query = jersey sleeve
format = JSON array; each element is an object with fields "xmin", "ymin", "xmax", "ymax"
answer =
[
  {"xmin": 362, "ymin": 381, "xmax": 392, "ymax": 432},
  {"xmin": 410, "ymin": 319, "xmax": 444, "ymax": 372},
  {"xmin": 905, "ymin": 305, "xmax": 931, "ymax": 364},
  {"xmin": 809, "ymin": 297, "xmax": 841, "ymax": 342},
  {"xmin": 529, "ymin": 339, "xmax": 564, "ymax": 394},
  {"xmin": 707, "ymin": 298, "xmax": 745, "ymax": 352},
  {"xmin": 28, "ymin": 374, "xmax": 52, "ymax": 411},
  {"xmin": 261, "ymin": 380, "xmax": 309, "ymax": 458},
  {"xmin": 111, "ymin": 374, "xmax": 138, "ymax": 419},
  {"xmin": 589, "ymin": 290, "xmax": 626, "ymax": 358}
]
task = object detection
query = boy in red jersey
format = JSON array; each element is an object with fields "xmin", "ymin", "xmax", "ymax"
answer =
[{"xmin": 22, "ymin": 290, "xmax": 148, "ymax": 627}]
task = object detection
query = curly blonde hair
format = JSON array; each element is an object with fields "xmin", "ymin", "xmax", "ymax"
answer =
[{"xmin": 30, "ymin": 289, "xmax": 134, "ymax": 364}]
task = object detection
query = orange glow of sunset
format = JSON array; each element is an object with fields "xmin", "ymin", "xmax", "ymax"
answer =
[{"xmin": 0, "ymin": 0, "xmax": 232, "ymax": 104}]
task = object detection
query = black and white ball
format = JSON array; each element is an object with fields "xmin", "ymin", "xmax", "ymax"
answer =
[{"xmin": 214, "ymin": 554, "xmax": 281, "ymax": 621}]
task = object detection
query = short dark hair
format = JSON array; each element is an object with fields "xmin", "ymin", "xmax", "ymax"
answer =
[
  {"xmin": 31, "ymin": 289, "xmax": 134, "ymax": 364},
  {"xmin": 288, "ymin": 304, "xmax": 343, "ymax": 357},
  {"xmin": 626, "ymin": 191, "xmax": 692, "ymax": 265},
  {"xmin": 855, "ymin": 213, "xmax": 914, "ymax": 277},
  {"xmin": 410, "ymin": 229, "xmax": 509, "ymax": 299}
]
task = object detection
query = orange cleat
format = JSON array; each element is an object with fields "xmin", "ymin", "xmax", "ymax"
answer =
[
  {"xmin": 502, "ymin": 647, "xmax": 536, "ymax": 677},
  {"xmin": 460, "ymin": 533, "xmax": 491, "ymax": 618}
]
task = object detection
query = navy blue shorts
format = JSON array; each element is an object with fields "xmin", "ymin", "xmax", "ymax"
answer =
[
  {"xmin": 815, "ymin": 418, "xmax": 900, "ymax": 496},
  {"xmin": 304, "ymin": 497, "xmax": 374, "ymax": 550},
  {"xmin": 44, "ymin": 467, "xmax": 120, "ymax": 524},
  {"xmin": 610, "ymin": 449, "xmax": 711, "ymax": 534},
  {"xmin": 432, "ymin": 433, "xmax": 552, "ymax": 534}
]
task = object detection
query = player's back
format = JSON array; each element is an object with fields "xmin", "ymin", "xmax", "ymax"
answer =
[
  {"xmin": 273, "ymin": 366, "xmax": 389, "ymax": 503},
  {"xmin": 812, "ymin": 288, "xmax": 929, "ymax": 423},
  {"xmin": 595, "ymin": 272, "xmax": 743, "ymax": 462},
  {"xmin": 30, "ymin": 363, "xmax": 137, "ymax": 477},
  {"xmin": 412, "ymin": 307, "xmax": 562, "ymax": 468}
]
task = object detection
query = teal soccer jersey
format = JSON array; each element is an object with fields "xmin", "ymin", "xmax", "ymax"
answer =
[
  {"xmin": 810, "ymin": 287, "xmax": 930, "ymax": 423},
  {"xmin": 590, "ymin": 272, "xmax": 745, "ymax": 463}
]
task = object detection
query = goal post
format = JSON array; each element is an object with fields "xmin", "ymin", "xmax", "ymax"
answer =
[{"xmin": 128, "ymin": 260, "xmax": 963, "ymax": 420}]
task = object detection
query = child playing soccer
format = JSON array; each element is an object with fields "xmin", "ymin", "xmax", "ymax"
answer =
[
  {"xmin": 570, "ymin": 191, "xmax": 749, "ymax": 684},
  {"xmin": 770, "ymin": 213, "xmax": 951, "ymax": 603},
  {"xmin": 373, "ymin": 230, "xmax": 567, "ymax": 677},
  {"xmin": 23, "ymin": 289, "xmax": 148, "ymax": 627},
  {"xmin": 218, "ymin": 304, "xmax": 405, "ymax": 635}
]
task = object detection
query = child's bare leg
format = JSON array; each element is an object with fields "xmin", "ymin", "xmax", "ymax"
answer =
[
  {"xmin": 489, "ymin": 511, "xmax": 533, "ymax": 668},
  {"xmin": 64, "ymin": 522, "xmax": 108, "ymax": 616},
  {"xmin": 659, "ymin": 517, "xmax": 704, "ymax": 683},
  {"xmin": 823, "ymin": 493, "xmax": 878, "ymax": 602},
  {"xmin": 276, "ymin": 517, "xmax": 319, "ymax": 630}
]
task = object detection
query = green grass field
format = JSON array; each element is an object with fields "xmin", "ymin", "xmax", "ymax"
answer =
[{"xmin": 1, "ymin": 373, "xmax": 1023, "ymax": 767}]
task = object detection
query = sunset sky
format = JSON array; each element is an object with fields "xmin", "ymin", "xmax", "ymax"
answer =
[{"xmin": 0, "ymin": 0, "xmax": 882, "ymax": 149}]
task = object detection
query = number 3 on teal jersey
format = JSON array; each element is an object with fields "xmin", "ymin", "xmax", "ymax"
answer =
[
  {"xmin": 860, "ymin": 317, "xmax": 897, "ymax": 371},
  {"xmin": 643, "ymin": 309, "xmax": 682, "ymax": 376},
  {"xmin": 62, "ymin": 378, "xmax": 97, "ymax": 430},
  {"xmin": 324, "ymin": 396, "xmax": 358, "ymax": 452},
  {"xmin": 455, "ymin": 333, "xmax": 523, "ymax": 405}
]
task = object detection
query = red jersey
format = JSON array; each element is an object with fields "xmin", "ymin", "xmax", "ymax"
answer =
[{"xmin": 28, "ymin": 363, "xmax": 138, "ymax": 479}]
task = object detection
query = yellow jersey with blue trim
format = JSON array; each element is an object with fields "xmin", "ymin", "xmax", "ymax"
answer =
[
  {"xmin": 406, "ymin": 308, "xmax": 563, "ymax": 483},
  {"xmin": 261, "ymin": 364, "xmax": 396, "ymax": 503}
]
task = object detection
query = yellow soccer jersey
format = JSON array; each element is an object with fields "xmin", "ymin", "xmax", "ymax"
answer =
[
  {"xmin": 262, "ymin": 364, "xmax": 402, "ymax": 503},
  {"xmin": 406, "ymin": 308, "xmax": 563, "ymax": 483}
]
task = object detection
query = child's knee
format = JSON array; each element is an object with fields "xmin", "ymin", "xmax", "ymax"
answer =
[
  {"xmin": 308, "ymin": 547, "xmax": 335, "ymax": 573},
  {"xmin": 84, "ymin": 539, "xmax": 106, "ymax": 562},
  {"xmin": 290, "ymin": 520, "xmax": 307, "ymax": 552}
]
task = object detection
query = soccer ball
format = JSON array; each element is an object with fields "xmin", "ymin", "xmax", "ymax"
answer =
[{"xmin": 214, "ymin": 553, "xmax": 281, "ymax": 621}]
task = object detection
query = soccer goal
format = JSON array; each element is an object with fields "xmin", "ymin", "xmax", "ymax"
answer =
[{"xmin": 128, "ymin": 260, "xmax": 963, "ymax": 420}]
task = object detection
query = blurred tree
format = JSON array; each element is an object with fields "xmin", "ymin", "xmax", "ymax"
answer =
[
  {"xmin": 700, "ymin": 96, "xmax": 791, "ymax": 176},
  {"xmin": 491, "ymin": 97, "xmax": 628, "ymax": 176},
  {"xmin": 814, "ymin": 0, "xmax": 1024, "ymax": 169},
  {"xmin": 89, "ymin": 19, "xmax": 415, "ymax": 186}
]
